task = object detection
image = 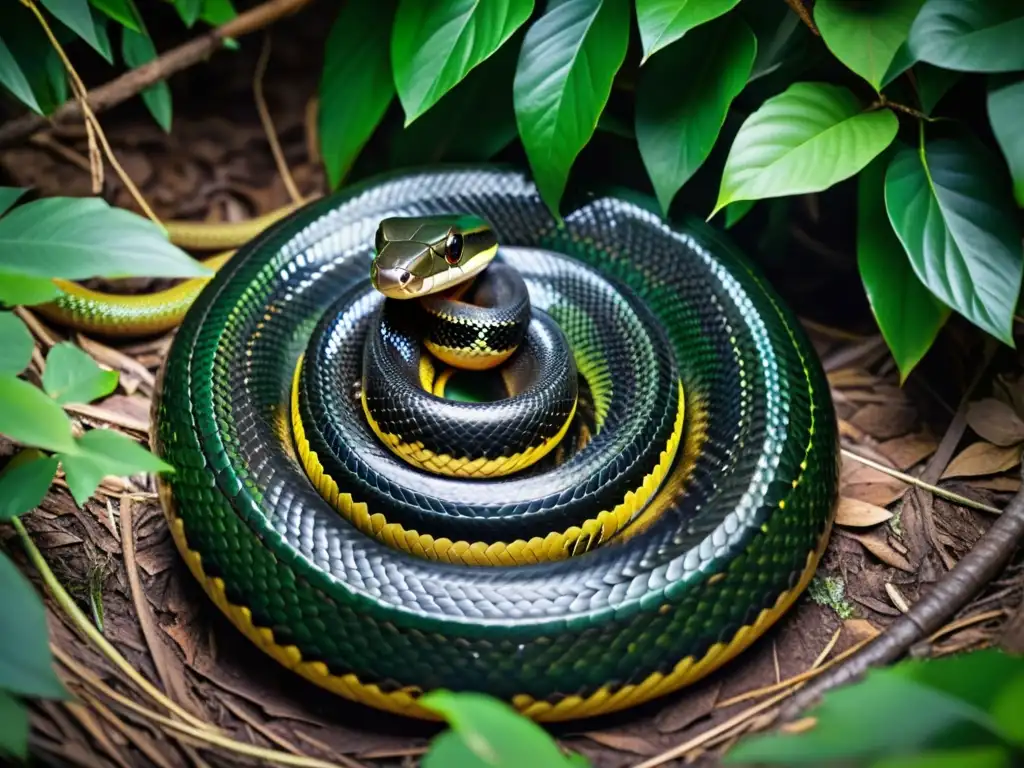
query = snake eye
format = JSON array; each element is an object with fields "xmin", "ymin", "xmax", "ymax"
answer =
[
  {"xmin": 444, "ymin": 231, "xmax": 464, "ymax": 265},
  {"xmin": 374, "ymin": 225, "xmax": 386, "ymax": 254}
]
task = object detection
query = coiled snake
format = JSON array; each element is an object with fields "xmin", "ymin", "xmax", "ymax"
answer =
[{"xmin": 39, "ymin": 167, "xmax": 839, "ymax": 722}]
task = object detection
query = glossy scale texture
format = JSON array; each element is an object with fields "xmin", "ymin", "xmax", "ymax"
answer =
[{"xmin": 153, "ymin": 167, "xmax": 839, "ymax": 719}]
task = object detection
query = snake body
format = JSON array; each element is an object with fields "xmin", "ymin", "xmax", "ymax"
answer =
[{"xmin": 42, "ymin": 167, "xmax": 839, "ymax": 721}]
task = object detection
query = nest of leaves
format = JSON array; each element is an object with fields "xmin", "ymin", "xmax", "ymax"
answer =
[{"xmin": 2, "ymin": 13, "xmax": 1024, "ymax": 768}]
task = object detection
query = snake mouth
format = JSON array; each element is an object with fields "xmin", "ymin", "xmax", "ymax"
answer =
[{"xmin": 372, "ymin": 266, "xmax": 416, "ymax": 297}]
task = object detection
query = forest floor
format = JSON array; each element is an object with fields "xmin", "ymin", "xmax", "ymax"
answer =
[{"xmin": 1, "ymin": 9, "xmax": 1023, "ymax": 768}]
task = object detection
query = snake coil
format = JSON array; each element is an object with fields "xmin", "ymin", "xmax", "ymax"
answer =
[{"xmin": 148, "ymin": 167, "xmax": 839, "ymax": 722}]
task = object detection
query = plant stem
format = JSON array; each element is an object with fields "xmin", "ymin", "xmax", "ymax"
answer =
[{"xmin": 782, "ymin": 0, "xmax": 819, "ymax": 35}]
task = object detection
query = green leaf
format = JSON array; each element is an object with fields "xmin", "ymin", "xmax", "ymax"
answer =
[
  {"xmin": 318, "ymin": 0, "xmax": 397, "ymax": 189},
  {"xmin": 814, "ymin": 0, "xmax": 925, "ymax": 90},
  {"xmin": 0, "ymin": 312, "xmax": 34, "ymax": 376},
  {"xmin": 420, "ymin": 691, "xmax": 581, "ymax": 768},
  {"xmin": 0, "ymin": 689, "xmax": 29, "ymax": 760},
  {"xmin": 0, "ymin": 551, "xmax": 67, "ymax": 700},
  {"xmin": 60, "ymin": 428, "xmax": 172, "ymax": 506},
  {"xmin": 390, "ymin": 34, "xmax": 520, "ymax": 167},
  {"xmin": 391, "ymin": 0, "xmax": 533, "ymax": 125},
  {"xmin": 42, "ymin": 342, "xmax": 119, "ymax": 405},
  {"xmin": 0, "ymin": 273, "xmax": 61, "ymax": 307},
  {"xmin": 0, "ymin": 376, "xmax": 77, "ymax": 454},
  {"xmin": 870, "ymin": 747, "xmax": 1014, "ymax": 768},
  {"xmin": 1, "ymin": 5, "xmax": 68, "ymax": 115},
  {"xmin": 0, "ymin": 34, "xmax": 43, "ymax": 114},
  {"xmin": 907, "ymin": 0, "xmax": 1024, "ymax": 73},
  {"xmin": 0, "ymin": 450, "xmax": 59, "ymax": 520},
  {"xmin": 636, "ymin": 0, "xmax": 742, "ymax": 63},
  {"xmin": 884, "ymin": 133, "xmax": 1023, "ymax": 346},
  {"xmin": 88, "ymin": 0, "xmax": 140, "ymax": 31},
  {"xmin": 990, "ymin": 673, "xmax": 1024, "ymax": 745},
  {"xmin": 513, "ymin": 0, "xmax": 629, "ymax": 217},
  {"xmin": 0, "ymin": 197, "xmax": 210, "ymax": 280},
  {"xmin": 914, "ymin": 63, "xmax": 962, "ymax": 114},
  {"xmin": 746, "ymin": 7, "xmax": 803, "ymax": 83},
  {"xmin": 857, "ymin": 154, "xmax": 949, "ymax": 382},
  {"xmin": 724, "ymin": 199, "xmax": 755, "ymax": 229},
  {"xmin": 0, "ymin": 187, "xmax": 28, "ymax": 218},
  {"xmin": 711, "ymin": 82, "xmax": 898, "ymax": 216},
  {"xmin": 200, "ymin": 0, "xmax": 237, "ymax": 25},
  {"xmin": 172, "ymin": 0, "xmax": 203, "ymax": 26},
  {"xmin": 636, "ymin": 14, "xmax": 756, "ymax": 215},
  {"xmin": 39, "ymin": 0, "xmax": 112, "ymax": 62},
  {"xmin": 120, "ymin": 3, "xmax": 172, "ymax": 132},
  {"xmin": 988, "ymin": 74, "xmax": 1024, "ymax": 208}
]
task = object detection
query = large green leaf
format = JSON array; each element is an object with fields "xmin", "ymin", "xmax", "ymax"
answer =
[
  {"xmin": 857, "ymin": 155, "xmax": 949, "ymax": 382},
  {"xmin": 172, "ymin": 0, "xmax": 203, "ymax": 26},
  {"xmin": 318, "ymin": 0, "xmax": 397, "ymax": 189},
  {"xmin": 636, "ymin": 0, "xmax": 741, "ymax": 62},
  {"xmin": 0, "ymin": 35, "xmax": 43, "ymax": 114},
  {"xmin": 871, "ymin": 747, "xmax": 1014, "ymax": 768},
  {"xmin": 392, "ymin": 0, "xmax": 533, "ymax": 125},
  {"xmin": 907, "ymin": 0, "xmax": 1024, "ymax": 73},
  {"xmin": 636, "ymin": 14, "xmax": 756, "ymax": 215},
  {"xmin": 420, "ymin": 691, "xmax": 583, "ymax": 768},
  {"xmin": 0, "ymin": 450, "xmax": 59, "ymax": 520},
  {"xmin": 200, "ymin": 0, "xmax": 237, "ymax": 25},
  {"xmin": 0, "ymin": 197, "xmax": 209, "ymax": 280},
  {"xmin": 0, "ymin": 188, "xmax": 27, "ymax": 219},
  {"xmin": 513, "ymin": 0, "xmax": 629, "ymax": 217},
  {"xmin": 0, "ymin": 376, "xmax": 77, "ymax": 454},
  {"xmin": 814, "ymin": 0, "xmax": 925, "ymax": 90},
  {"xmin": 711, "ymin": 82, "xmax": 898, "ymax": 217},
  {"xmin": 884, "ymin": 134, "xmax": 1023, "ymax": 346},
  {"xmin": 988, "ymin": 75, "xmax": 1024, "ymax": 208},
  {"xmin": 60, "ymin": 428, "xmax": 172, "ymax": 506},
  {"xmin": 42, "ymin": 342, "xmax": 119, "ymax": 405},
  {"xmin": 0, "ymin": 312, "xmax": 34, "ymax": 376},
  {"xmin": 120, "ymin": 0, "xmax": 171, "ymax": 132},
  {"xmin": 88, "ymin": 0, "xmax": 140, "ymax": 31},
  {"xmin": 0, "ymin": 690, "xmax": 28, "ymax": 760},
  {"xmin": 0, "ymin": 273, "xmax": 60, "ymax": 307},
  {"xmin": 38, "ymin": 0, "xmax": 112, "ymax": 62},
  {"xmin": 0, "ymin": 551, "xmax": 67, "ymax": 700},
  {"xmin": 2, "ymin": 5, "xmax": 67, "ymax": 115}
]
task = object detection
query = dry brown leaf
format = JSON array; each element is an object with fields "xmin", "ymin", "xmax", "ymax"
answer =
[
  {"xmin": 583, "ymin": 731, "xmax": 659, "ymax": 756},
  {"xmin": 966, "ymin": 398, "xmax": 1024, "ymax": 447},
  {"xmin": 843, "ymin": 618, "xmax": 881, "ymax": 641},
  {"xmin": 970, "ymin": 475, "xmax": 1021, "ymax": 492},
  {"xmin": 941, "ymin": 441, "xmax": 1023, "ymax": 480},
  {"xmin": 850, "ymin": 593, "xmax": 902, "ymax": 617},
  {"xmin": 835, "ymin": 497, "xmax": 893, "ymax": 527},
  {"xmin": 845, "ymin": 531, "xmax": 915, "ymax": 572},
  {"xmin": 878, "ymin": 433, "xmax": 939, "ymax": 470},
  {"xmin": 849, "ymin": 403, "xmax": 917, "ymax": 440},
  {"xmin": 843, "ymin": 481, "xmax": 907, "ymax": 508},
  {"xmin": 827, "ymin": 368, "xmax": 877, "ymax": 389}
]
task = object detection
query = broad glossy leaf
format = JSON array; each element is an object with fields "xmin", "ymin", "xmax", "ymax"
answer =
[
  {"xmin": 0, "ymin": 376, "xmax": 77, "ymax": 454},
  {"xmin": 43, "ymin": 342, "xmax": 118, "ymax": 405},
  {"xmin": 3, "ymin": 5, "xmax": 68, "ymax": 114},
  {"xmin": 88, "ymin": 0, "xmax": 140, "ymax": 31},
  {"xmin": 120, "ymin": 4, "xmax": 171, "ymax": 132},
  {"xmin": 724, "ymin": 199, "xmax": 754, "ymax": 228},
  {"xmin": 990, "ymin": 672, "xmax": 1024, "ymax": 744},
  {"xmin": 60, "ymin": 428, "xmax": 172, "ymax": 506},
  {"xmin": 172, "ymin": 0, "xmax": 202, "ymax": 26},
  {"xmin": 0, "ymin": 690, "xmax": 28, "ymax": 760},
  {"xmin": 200, "ymin": 0, "xmax": 237, "ymax": 25},
  {"xmin": 907, "ymin": 0, "xmax": 1024, "ymax": 73},
  {"xmin": 0, "ymin": 35, "xmax": 43, "ymax": 114},
  {"xmin": 636, "ymin": 15, "xmax": 756, "ymax": 215},
  {"xmin": 724, "ymin": 669, "xmax": 1004, "ymax": 764},
  {"xmin": 513, "ymin": 0, "xmax": 629, "ymax": 217},
  {"xmin": 0, "ymin": 551, "xmax": 66, "ymax": 700},
  {"xmin": 0, "ymin": 187, "xmax": 28, "ymax": 218},
  {"xmin": 884, "ymin": 134, "xmax": 1022, "ymax": 345},
  {"xmin": 318, "ymin": 0, "xmax": 397, "ymax": 189},
  {"xmin": 888, "ymin": 648, "xmax": 1024, "ymax": 716},
  {"xmin": 857, "ymin": 155, "xmax": 949, "ymax": 382},
  {"xmin": 711, "ymin": 82, "xmax": 898, "ymax": 216},
  {"xmin": 988, "ymin": 75, "xmax": 1024, "ymax": 207},
  {"xmin": 39, "ymin": 0, "xmax": 111, "ymax": 62},
  {"xmin": 870, "ymin": 746, "xmax": 1013, "ymax": 768},
  {"xmin": 814, "ymin": 0, "xmax": 925, "ymax": 90},
  {"xmin": 636, "ymin": 0, "xmax": 741, "ymax": 62},
  {"xmin": 392, "ymin": 0, "xmax": 533, "ymax": 125},
  {"xmin": 0, "ymin": 450, "xmax": 59, "ymax": 520},
  {"xmin": 0, "ymin": 273, "xmax": 61, "ymax": 307},
  {"xmin": 390, "ymin": 35, "xmax": 520, "ymax": 167},
  {"xmin": 421, "ymin": 691, "xmax": 579, "ymax": 768},
  {"xmin": 0, "ymin": 312, "xmax": 34, "ymax": 376},
  {"xmin": 0, "ymin": 197, "xmax": 209, "ymax": 279}
]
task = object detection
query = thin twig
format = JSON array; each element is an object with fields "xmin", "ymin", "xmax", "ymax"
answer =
[
  {"xmin": 779, "ymin": 467, "xmax": 1024, "ymax": 721},
  {"xmin": 841, "ymin": 448, "xmax": 1002, "ymax": 515},
  {"xmin": 0, "ymin": 0, "xmax": 312, "ymax": 147},
  {"xmin": 253, "ymin": 33, "xmax": 303, "ymax": 204},
  {"xmin": 782, "ymin": 0, "xmax": 819, "ymax": 35}
]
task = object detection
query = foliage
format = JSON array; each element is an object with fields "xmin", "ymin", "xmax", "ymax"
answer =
[
  {"xmin": 315, "ymin": 0, "xmax": 1023, "ymax": 381},
  {"xmin": 0, "ymin": 188, "xmax": 204, "ymax": 757},
  {"xmin": 724, "ymin": 648, "xmax": 1024, "ymax": 767}
]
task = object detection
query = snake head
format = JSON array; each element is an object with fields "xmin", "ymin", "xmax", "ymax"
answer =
[{"xmin": 371, "ymin": 215, "xmax": 497, "ymax": 299}]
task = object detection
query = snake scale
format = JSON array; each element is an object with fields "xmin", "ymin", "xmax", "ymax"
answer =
[{"xmin": 40, "ymin": 167, "xmax": 839, "ymax": 722}]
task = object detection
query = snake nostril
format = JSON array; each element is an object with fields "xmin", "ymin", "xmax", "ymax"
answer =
[{"xmin": 399, "ymin": 271, "xmax": 412, "ymax": 286}]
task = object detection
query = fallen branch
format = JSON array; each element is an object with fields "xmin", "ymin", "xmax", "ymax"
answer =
[
  {"xmin": 0, "ymin": 0, "xmax": 311, "ymax": 147},
  {"xmin": 778, "ymin": 464, "xmax": 1024, "ymax": 721}
]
